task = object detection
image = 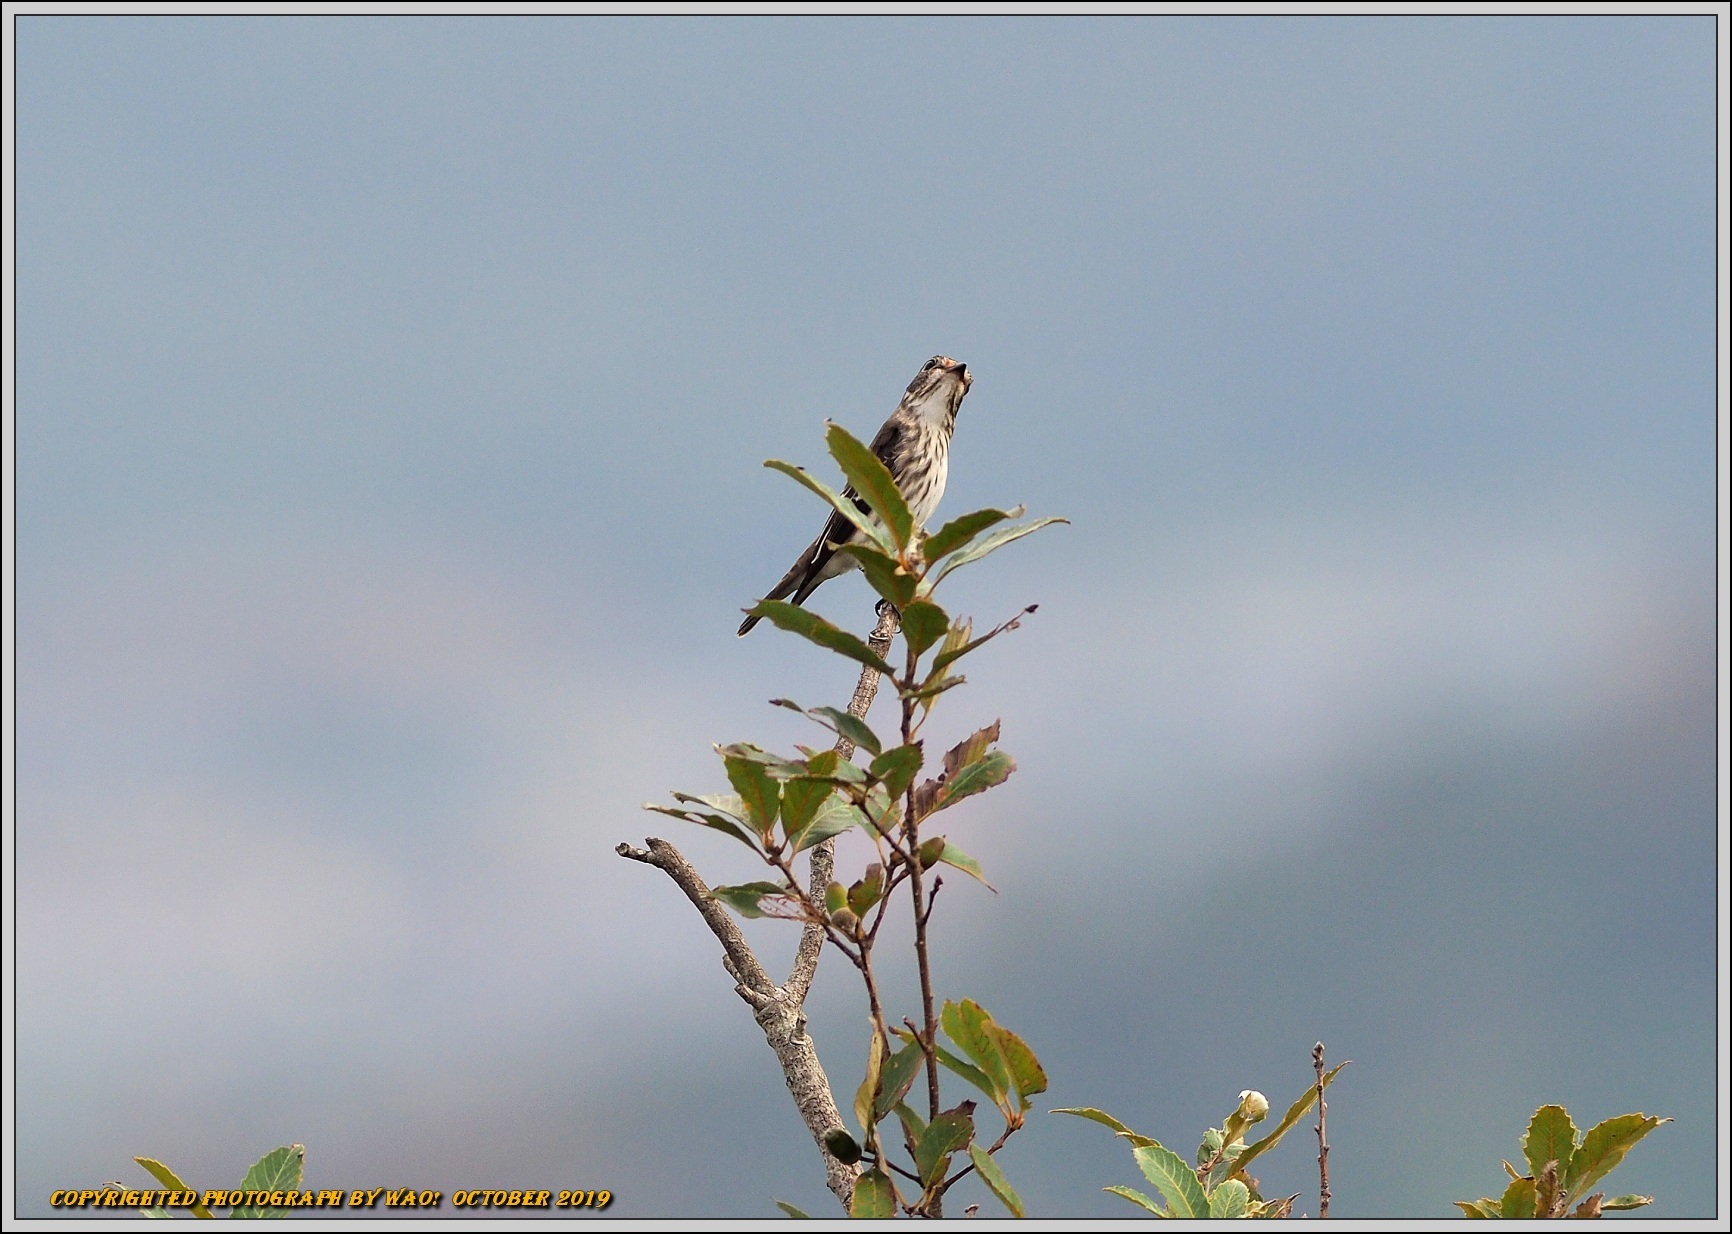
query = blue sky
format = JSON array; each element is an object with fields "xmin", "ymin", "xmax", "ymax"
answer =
[{"xmin": 13, "ymin": 15, "xmax": 1719, "ymax": 1218}]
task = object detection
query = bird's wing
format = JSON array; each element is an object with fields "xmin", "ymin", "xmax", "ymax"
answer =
[{"xmin": 865, "ymin": 414, "xmax": 907, "ymax": 474}]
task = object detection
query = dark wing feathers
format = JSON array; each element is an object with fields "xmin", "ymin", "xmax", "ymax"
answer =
[{"xmin": 736, "ymin": 414, "xmax": 909, "ymax": 637}]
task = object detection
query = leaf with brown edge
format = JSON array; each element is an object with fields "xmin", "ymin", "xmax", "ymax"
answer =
[
  {"xmin": 1600, "ymin": 1194, "xmax": 1654, "ymax": 1211},
  {"xmin": 941, "ymin": 999, "xmax": 1013, "ymax": 1115},
  {"xmin": 937, "ymin": 752, "xmax": 1016, "ymax": 810},
  {"xmin": 1523, "ymin": 1104, "xmax": 1578, "ymax": 1181},
  {"xmin": 1563, "ymin": 1113, "xmax": 1669, "ymax": 1200},
  {"xmin": 942, "ymin": 721, "xmax": 1001, "ymax": 778},
  {"xmin": 1455, "ymin": 1198, "xmax": 1502, "ymax": 1218},
  {"xmin": 985, "ymin": 1020, "xmax": 1046, "ymax": 1107},
  {"xmin": 1500, "ymin": 1175, "xmax": 1537, "ymax": 1219},
  {"xmin": 826, "ymin": 420, "xmax": 914, "ymax": 550}
]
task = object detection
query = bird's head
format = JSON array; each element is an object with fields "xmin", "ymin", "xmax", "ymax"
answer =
[{"xmin": 902, "ymin": 355, "xmax": 972, "ymax": 425}]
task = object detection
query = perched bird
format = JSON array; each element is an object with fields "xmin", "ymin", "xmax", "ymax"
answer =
[{"xmin": 738, "ymin": 355, "xmax": 972, "ymax": 636}]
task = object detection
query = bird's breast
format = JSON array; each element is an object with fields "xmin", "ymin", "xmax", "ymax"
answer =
[{"xmin": 897, "ymin": 426, "xmax": 950, "ymax": 528}]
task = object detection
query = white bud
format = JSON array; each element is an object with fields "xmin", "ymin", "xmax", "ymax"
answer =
[{"xmin": 1238, "ymin": 1090, "xmax": 1270, "ymax": 1120}]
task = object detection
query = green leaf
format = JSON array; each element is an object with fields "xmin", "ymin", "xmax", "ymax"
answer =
[
  {"xmin": 778, "ymin": 778, "xmax": 833, "ymax": 845},
  {"xmin": 850, "ymin": 1167, "xmax": 898, "ymax": 1218},
  {"xmin": 875, "ymin": 1041, "xmax": 926, "ymax": 1121},
  {"xmin": 869, "ymin": 744, "xmax": 923, "ymax": 802},
  {"xmin": 710, "ymin": 881, "xmax": 788, "ymax": 918},
  {"xmin": 899, "ymin": 599, "xmax": 949, "ymax": 657},
  {"xmin": 1210, "ymin": 1178, "xmax": 1251, "ymax": 1219},
  {"xmin": 231, "ymin": 1145, "xmax": 303, "ymax": 1218},
  {"xmin": 940, "ymin": 1000, "xmax": 1013, "ymax": 1110},
  {"xmin": 1500, "ymin": 1175, "xmax": 1537, "ymax": 1219},
  {"xmin": 837, "ymin": 542, "xmax": 919, "ymax": 610},
  {"xmin": 774, "ymin": 1200, "xmax": 813, "ymax": 1219},
  {"xmin": 1601, "ymin": 1194, "xmax": 1655, "ymax": 1211},
  {"xmin": 1522, "ymin": 1104, "xmax": 1578, "ymax": 1181},
  {"xmin": 1134, "ymin": 1142, "xmax": 1209, "ymax": 1219},
  {"xmin": 826, "ymin": 421, "xmax": 914, "ymax": 549},
  {"xmin": 848, "ymin": 863, "xmax": 884, "ymax": 917},
  {"xmin": 793, "ymin": 795, "xmax": 866, "ymax": 852},
  {"xmin": 745, "ymin": 600, "xmax": 895, "ymax": 674},
  {"xmin": 1230, "ymin": 1062, "xmax": 1348, "ymax": 1179},
  {"xmin": 967, "ymin": 1143, "xmax": 1025, "ymax": 1218},
  {"xmin": 933, "ymin": 1042, "xmax": 997, "ymax": 1101},
  {"xmin": 937, "ymin": 752, "xmax": 1016, "ymax": 810},
  {"xmin": 1455, "ymin": 1198, "xmax": 1502, "ymax": 1218},
  {"xmin": 854, "ymin": 1032, "xmax": 886, "ymax": 1133},
  {"xmin": 1563, "ymin": 1113, "xmax": 1669, "ymax": 1200},
  {"xmin": 134, "ymin": 1159, "xmax": 213, "ymax": 1219},
  {"xmin": 933, "ymin": 840, "xmax": 995, "ymax": 890},
  {"xmin": 933, "ymin": 516, "xmax": 1068, "ymax": 584},
  {"xmin": 764, "ymin": 458, "xmax": 894, "ymax": 553},
  {"xmin": 644, "ymin": 806, "xmax": 761, "ymax": 850},
  {"xmin": 799, "ymin": 704, "xmax": 884, "ymax": 758},
  {"xmin": 1103, "ymin": 1185, "xmax": 1165, "ymax": 1215},
  {"xmin": 1052, "ymin": 1106, "xmax": 1141, "ymax": 1138},
  {"xmin": 985, "ymin": 1022, "xmax": 1046, "ymax": 1107},
  {"xmin": 1198, "ymin": 1125, "xmax": 1224, "ymax": 1167},
  {"xmin": 915, "ymin": 1102, "xmax": 976, "ymax": 1184},
  {"xmin": 724, "ymin": 757, "xmax": 780, "ymax": 834},
  {"xmin": 923, "ymin": 507, "xmax": 1021, "ymax": 563}
]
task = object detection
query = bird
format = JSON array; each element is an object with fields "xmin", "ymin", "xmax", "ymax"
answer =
[{"xmin": 738, "ymin": 355, "xmax": 973, "ymax": 636}]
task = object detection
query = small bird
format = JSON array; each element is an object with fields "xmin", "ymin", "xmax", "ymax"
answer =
[{"xmin": 738, "ymin": 355, "xmax": 973, "ymax": 636}]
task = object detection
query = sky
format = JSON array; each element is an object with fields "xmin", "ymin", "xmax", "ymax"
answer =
[{"xmin": 11, "ymin": 14, "xmax": 1723, "ymax": 1220}]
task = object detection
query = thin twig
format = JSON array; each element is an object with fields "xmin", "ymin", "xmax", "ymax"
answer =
[{"xmin": 1314, "ymin": 1041, "xmax": 1332, "ymax": 1218}]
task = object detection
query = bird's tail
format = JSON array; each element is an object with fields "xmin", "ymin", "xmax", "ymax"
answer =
[{"xmin": 738, "ymin": 533, "xmax": 830, "ymax": 636}]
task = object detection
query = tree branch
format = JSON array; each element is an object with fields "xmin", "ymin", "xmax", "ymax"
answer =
[
  {"xmin": 788, "ymin": 602, "xmax": 900, "ymax": 1002},
  {"xmin": 616, "ymin": 601, "xmax": 902, "ymax": 1213}
]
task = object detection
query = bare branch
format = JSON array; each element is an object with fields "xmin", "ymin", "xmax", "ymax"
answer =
[
  {"xmin": 1314, "ymin": 1041, "xmax": 1332, "ymax": 1218},
  {"xmin": 616, "ymin": 838, "xmax": 773, "ymax": 993}
]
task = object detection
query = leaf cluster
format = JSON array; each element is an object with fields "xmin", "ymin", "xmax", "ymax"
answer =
[
  {"xmin": 645, "ymin": 423, "xmax": 1064, "ymax": 1218},
  {"xmin": 113, "ymin": 1145, "xmax": 305, "ymax": 1219},
  {"xmin": 1056, "ymin": 1068, "xmax": 1346, "ymax": 1219},
  {"xmin": 1455, "ymin": 1105, "xmax": 1667, "ymax": 1219}
]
